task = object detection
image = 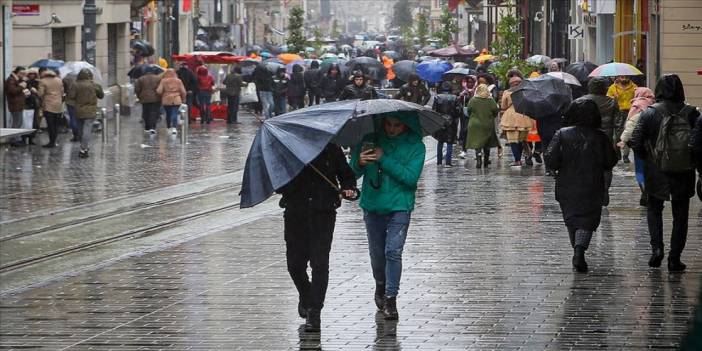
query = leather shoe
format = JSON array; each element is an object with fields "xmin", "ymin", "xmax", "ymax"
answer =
[
  {"xmin": 383, "ymin": 297, "xmax": 399, "ymax": 320},
  {"xmin": 572, "ymin": 246, "xmax": 588, "ymax": 272},
  {"xmin": 374, "ymin": 282, "xmax": 385, "ymax": 311},
  {"xmin": 298, "ymin": 301, "xmax": 307, "ymax": 319},
  {"xmin": 648, "ymin": 248, "xmax": 664, "ymax": 267},
  {"xmin": 304, "ymin": 309, "xmax": 321, "ymax": 332},
  {"xmin": 668, "ymin": 257, "xmax": 686, "ymax": 272}
]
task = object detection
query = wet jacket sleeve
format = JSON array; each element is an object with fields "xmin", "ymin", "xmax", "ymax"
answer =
[
  {"xmin": 544, "ymin": 130, "xmax": 562, "ymax": 171},
  {"xmin": 338, "ymin": 86, "xmax": 352, "ymax": 101},
  {"xmin": 394, "ymin": 85, "xmax": 406, "ymax": 100},
  {"xmin": 620, "ymin": 112, "xmax": 641, "ymax": 144},
  {"xmin": 603, "ymin": 131, "xmax": 619, "ymax": 171},
  {"xmin": 378, "ymin": 142, "xmax": 426, "ymax": 188},
  {"xmin": 692, "ymin": 114, "xmax": 702, "ymax": 173},
  {"xmin": 349, "ymin": 143, "xmax": 365, "ymax": 178},
  {"xmin": 630, "ymin": 108, "xmax": 654, "ymax": 158},
  {"xmin": 332, "ymin": 146, "xmax": 357, "ymax": 191},
  {"xmin": 95, "ymin": 84, "xmax": 104, "ymax": 99}
]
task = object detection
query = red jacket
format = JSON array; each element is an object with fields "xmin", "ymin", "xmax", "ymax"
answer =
[{"xmin": 196, "ymin": 66, "xmax": 214, "ymax": 93}]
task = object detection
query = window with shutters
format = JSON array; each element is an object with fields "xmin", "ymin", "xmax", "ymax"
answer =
[{"xmin": 52, "ymin": 28, "xmax": 66, "ymax": 61}]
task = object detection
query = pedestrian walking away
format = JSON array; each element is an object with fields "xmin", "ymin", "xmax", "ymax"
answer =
[
  {"xmin": 500, "ymin": 76, "xmax": 535, "ymax": 167},
  {"xmin": 545, "ymin": 99, "xmax": 619, "ymax": 272},
  {"xmin": 135, "ymin": 66, "xmax": 163, "ymax": 133},
  {"xmin": 37, "ymin": 69, "xmax": 65, "ymax": 147},
  {"xmin": 277, "ymin": 143, "xmax": 358, "ymax": 332},
  {"xmin": 457, "ymin": 75, "xmax": 476, "ymax": 159},
  {"xmin": 432, "ymin": 81, "xmax": 461, "ymax": 167},
  {"xmin": 222, "ymin": 66, "xmax": 246, "ymax": 124},
  {"xmin": 608, "ymin": 75, "xmax": 638, "ymax": 162},
  {"xmin": 630, "ymin": 74, "xmax": 700, "ymax": 272},
  {"xmin": 287, "ymin": 64, "xmax": 306, "ymax": 111},
  {"xmin": 304, "ymin": 60, "xmax": 322, "ymax": 106},
  {"xmin": 156, "ymin": 68, "xmax": 186, "ymax": 134},
  {"xmin": 350, "ymin": 112, "xmax": 426, "ymax": 320},
  {"xmin": 67, "ymin": 68, "xmax": 104, "ymax": 158},
  {"xmin": 619, "ymin": 87, "xmax": 656, "ymax": 206},
  {"xmin": 465, "ymin": 84, "xmax": 500, "ymax": 168}
]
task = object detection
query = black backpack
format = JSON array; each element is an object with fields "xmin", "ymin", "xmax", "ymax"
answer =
[{"xmin": 649, "ymin": 104, "xmax": 695, "ymax": 173}]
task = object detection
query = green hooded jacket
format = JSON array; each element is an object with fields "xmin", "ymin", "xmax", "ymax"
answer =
[{"xmin": 350, "ymin": 111, "xmax": 426, "ymax": 214}]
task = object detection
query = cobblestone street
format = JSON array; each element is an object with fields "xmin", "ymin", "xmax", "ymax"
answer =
[{"xmin": 1, "ymin": 109, "xmax": 701, "ymax": 350}]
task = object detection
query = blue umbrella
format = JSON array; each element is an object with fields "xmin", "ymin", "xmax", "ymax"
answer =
[
  {"xmin": 416, "ymin": 60, "xmax": 452, "ymax": 84},
  {"xmin": 30, "ymin": 59, "xmax": 64, "ymax": 69},
  {"xmin": 240, "ymin": 99, "xmax": 447, "ymax": 208}
]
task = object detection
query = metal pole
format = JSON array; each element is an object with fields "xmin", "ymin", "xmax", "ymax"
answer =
[
  {"xmin": 179, "ymin": 103, "xmax": 188, "ymax": 144},
  {"xmin": 114, "ymin": 103, "xmax": 120, "ymax": 136},
  {"xmin": 82, "ymin": 0, "xmax": 97, "ymax": 65},
  {"xmin": 100, "ymin": 107, "xmax": 108, "ymax": 143}
]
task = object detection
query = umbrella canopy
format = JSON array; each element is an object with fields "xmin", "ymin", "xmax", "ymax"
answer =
[
  {"xmin": 346, "ymin": 56, "xmax": 383, "ymax": 70},
  {"xmin": 240, "ymin": 57, "xmax": 261, "ymax": 66},
  {"xmin": 59, "ymin": 61, "xmax": 105, "ymax": 87},
  {"xmin": 347, "ymin": 57, "xmax": 386, "ymax": 80},
  {"xmin": 30, "ymin": 59, "xmax": 64, "ymax": 69},
  {"xmin": 429, "ymin": 45, "xmax": 478, "ymax": 57},
  {"xmin": 511, "ymin": 75, "xmax": 572, "ymax": 119},
  {"xmin": 418, "ymin": 56, "xmax": 435, "ymax": 62},
  {"xmin": 527, "ymin": 55, "xmax": 551, "ymax": 65},
  {"xmin": 304, "ymin": 59, "xmax": 321, "ymax": 67},
  {"xmin": 416, "ymin": 59, "xmax": 453, "ymax": 84},
  {"xmin": 240, "ymin": 99, "xmax": 448, "ymax": 208},
  {"xmin": 546, "ymin": 71, "xmax": 582, "ymax": 86},
  {"xmin": 320, "ymin": 58, "xmax": 349, "ymax": 76},
  {"xmin": 549, "ymin": 58, "xmax": 568, "ymax": 65},
  {"xmin": 278, "ymin": 53, "xmax": 304, "ymax": 64},
  {"xmin": 320, "ymin": 53, "xmax": 338, "ymax": 60},
  {"xmin": 588, "ymin": 62, "xmax": 643, "ymax": 77},
  {"xmin": 286, "ymin": 60, "xmax": 306, "ymax": 74},
  {"xmin": 382, "ymin": 50, "xmax": 400, "ymax": 60},
  {"xmin": 473, "ymin": 54, "xmax": 495, "ymax": 62},
  {"xmin": 264, "ymin": 60, "xmax": 285, "ymax": 73},
  {"xmin": 443, "ymin": 67, "xmax": 477, "ymax": 81},
  {"xmin": 391, "ymin": 60, "xmax": 418, "ymax": 82},
  {"xmin": 565, "ymin": 61, "xmax": 598, "ymax": 83},
  {"xmin": 420, "ymin": 45, "xmax": 436, "ymax": 53}
]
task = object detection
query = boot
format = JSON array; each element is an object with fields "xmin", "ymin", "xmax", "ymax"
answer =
[
  {"xmin": 383, "ymin": 297, "xmax": 399, "ymax": 320},
  {"xmin": 298, "ymin": 297, "xmax": 308, "ymax": 319},
  {"xmin": 639, "ymin": 192, "xmax": 648, "ymax": 207},
  {"xmin": 568, "ymin": 228, "xmax": 575, "ymax": 249},
  {"xmin": 668, "ymin": 256, "xmax": 686, "ymax": 272},
  {"xmin": 304, "ymin": 309, "xmax": 321, "ymax": 332},
  {"xmin": 648, "ymin": 247, "xmax": 664, "ymax": 267},
  {"xmin": 483, "ymin": 152, "xmax": 490, "ymax": 168},
  {"xmin": 573, "ymin": 246, "xmax": 588, "ymax": 272},
  {"xmin": 374, "ymin": 282, "xmax": 385, "ymax": 311}
]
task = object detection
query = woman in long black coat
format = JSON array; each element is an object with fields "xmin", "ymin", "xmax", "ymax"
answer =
[{"xmin": 545, "ymin": 99, "xmax": 619, "ymax": 272}]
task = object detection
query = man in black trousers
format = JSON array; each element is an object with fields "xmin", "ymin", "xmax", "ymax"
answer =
[{"xmin": 277, "ymin": 143, "xmax": 358, "ymax": 332}]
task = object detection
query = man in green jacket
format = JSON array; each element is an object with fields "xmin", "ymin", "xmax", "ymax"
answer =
[{"xmin": 350, "ymin": 112, "xmax": 426, "ymax": 320}]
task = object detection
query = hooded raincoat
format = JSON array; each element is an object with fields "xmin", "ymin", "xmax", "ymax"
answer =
[
  {"xmin": 578, "ymin": 77, "xmax": 619, "ymax": 140},
  {"xmin": 545, "ymin": 99, "xmax": 619, "ymax": 231},
  {"xmin": 350, "ymin": 112, "xmax": 426, "ymax": 214},
  {"xmin": 67, "ymin": 69, "xmax": 104, "ymax": 119}
]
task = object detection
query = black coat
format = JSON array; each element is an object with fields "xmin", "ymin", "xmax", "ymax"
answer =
[
  {"xmin": 253, "ymin": 65, "xmax": 273, "ymax": 92},
  {"xmin": 303, "ymin": 68, "xmax": 322, "ymax": 95},
  {"xmin": 278, "ymin": 144, "xmax": 357, "ymax": 211},
  {"xmin": 288, "ymin": 71, "xmax": 306, "ymax": 98},
  {"xmin": 319, "ymin": 74, "xmax": 345, "ymax": 100},
  {"xmin": 577, "ymin": 94, "xmax": 618, "ymax": 141},
  {"xmin": 630, "ymin": 102, "xmax": 699, "ymax": 201},
  {"xmin": 395, "ymin": 82, "xmax": 430, "ymax": 105},
  {"xmin": 339, "ymin": 83, "xmax": 378, "ymax": 101},
  {"xmin": 545, "ymin": 99, "xmax": 619, "ymax": 231},
  {"xmin": 432, "ymin": 94, "xmax": 460, "ymax": 143},
  {"xmin": 272, "ymin": 74, "xmax": 289, "ymax": 98},
  {"xmin": 176, "ymin": 67, "xmax": 198, "ymax": 93}
]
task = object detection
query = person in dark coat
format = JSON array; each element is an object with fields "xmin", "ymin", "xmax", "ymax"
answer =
[
  {"xmin": 176, "ymin": 62, "xmax": 198, "ymax": 112},
  {"xmin": 339, "ymin": 71, "xmax": 378, "ymax": 101},
  {"xmin": 304, "ymin": 60, "xmax": 322, "ymax": 106},
  {"xmin": 272, "ymin": 67, "xmax": 289, "ymax": 116},
  {"xmin": 394, "ymin": 74, "xmax": 430, "ymax": 105},
  {"xmin": 222, "ymin": 66, "xmax": 245, "ymax": 124},
  {"xmin": 277, "ymin": 143, "xmax": 358, "ymax": 332},
  {"xmin": 576, "ymin": 77, "xmax": 620, "ymax": 206},
  {"xmin": 432, "ymin": 81, "xmax": 461, "ymax": 167},
  {"xmin": 545, "ymin": 99, "xmax": 619, "ymax": 272},
  {"xmin": 630, "ymin": 74, "xmax": 700, "ymax": 271},
  {"xmin": 253, "ymin": 63, "xmax": 275, "ymax": 119},
  {"xmin": 319, "ymin": 63, "xmax": 345, "ymax": 102},
  {"xmin": 693, "ymin": 114, "xmax": 702, "ymax": 201},
  {"xmin": 287, "ymin": 64, "xmax": 306, "ymax": 111}
]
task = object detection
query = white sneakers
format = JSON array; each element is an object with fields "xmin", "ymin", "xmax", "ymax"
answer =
[
  {"xmin": 170, "ymin": 127, "xmax": 177, "ymax": 135},
  {"xmin": 459, "ymin": 151, "xmax": 467, "ymax": 159}
]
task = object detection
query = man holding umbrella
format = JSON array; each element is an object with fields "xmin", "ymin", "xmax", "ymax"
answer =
[
  {"xmin": 350, "ymin": 112, "xmax": 426, "ymax": 320},
  {"xmin": 277, "ymin": 143, "xmax": 358, "ymax": 332}
]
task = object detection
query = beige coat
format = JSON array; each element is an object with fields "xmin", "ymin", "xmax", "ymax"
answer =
[
  {"xmin": 38, "ymin": 71, "xmax": 65, "ymax": 113},
  {"xmin": 156, "ymin": 69, "xmax": 186, "ymax": 106},
  {"xmin": 499, "ymin": 90, "xmax": 534, "ymax": 131}
]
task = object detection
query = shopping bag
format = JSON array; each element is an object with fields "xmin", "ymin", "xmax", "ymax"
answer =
[
  {"xmin": 22, "ymin": 110, "xmax": 35, "ymax": 129},
  {"xmin": 239, "ymin": 83, "xmax": 258, "ymax": 104}
]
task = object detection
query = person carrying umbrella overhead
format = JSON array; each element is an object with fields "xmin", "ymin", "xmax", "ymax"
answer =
[
  {"xmin": 349, "ymin": 111, "xmax": 426, "ymax": 321},
  {"xmin": 393, "ymin": 74, "xmax": 430, "ymax": 106},
  {"xmin": 339, "ymin": 71, "xmax": 378, "ymax": 101},
  {"xmin": 277, "ymin": 143, "xmax": 358, "ymax": 332}
]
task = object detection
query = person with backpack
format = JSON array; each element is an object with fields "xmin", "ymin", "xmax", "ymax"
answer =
[
  {"xmin": 630, "ymin": 74, "xmax": 700, "ymax": 272},
  {"xmin": 432, "ymin": 81, "xmax": 461, "ymax": 167}
]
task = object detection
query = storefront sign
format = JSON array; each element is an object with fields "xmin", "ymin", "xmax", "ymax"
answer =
[
  {"xmin": 568, "ymin": 24, "xmax": 584, "ymax": 39},
  {"xmin": 682, "ymin": 23, "xmax": 702, "ymax": 31},
  {"xmin": 12, "ymin": 4, "xmax": 39, "ymax": 16}
]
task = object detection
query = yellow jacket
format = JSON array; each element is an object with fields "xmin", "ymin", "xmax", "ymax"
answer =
[{"xmin": 607, "ymin": 82, "xmax": 637, "ymax": 111}]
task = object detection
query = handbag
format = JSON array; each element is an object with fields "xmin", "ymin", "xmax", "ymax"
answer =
[{"xmin": 239, "ymin": 83, "xmax": 259, "ymax": 104}]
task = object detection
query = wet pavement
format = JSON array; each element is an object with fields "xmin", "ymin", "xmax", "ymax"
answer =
[{"xmin": 1, "ymin": 109, "xmax": 702, "ymax": 349}]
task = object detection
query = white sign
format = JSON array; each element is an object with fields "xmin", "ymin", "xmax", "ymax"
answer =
[{"xmin": 568, "ymin": 24, "xmax": 584, "ymax": 39}]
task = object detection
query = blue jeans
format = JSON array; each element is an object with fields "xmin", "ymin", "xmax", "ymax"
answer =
[
  {"xmin": 259, "ymin": 91, "xmax": 274, "ymax": 119},
  {"xmin": 164, "ymin": 105, "xmax": 179, "ymax": 128},
  {"xmin": 437, "ymin": 141, "xmax": 453, "ymax": 165},
  {"xmin": 67, "ymin": 105, "xmax": 80, "ymax": 138},
  {"xmin": 197, "ymin": 92, "xmax": 212, "ymax": 122},
  {"xmin": 363, "ymin": 210, "xmax": 411, "ymax": 298},
  {"xmin": 274, "ymin": 95, "xmax": 287, "ymax": 116}
]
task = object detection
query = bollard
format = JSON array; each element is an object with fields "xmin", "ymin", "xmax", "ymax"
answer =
[
  {"xmin": 179, "ymin": 103, "xmax": 188, "ymax": 144},
  {"xmin": 114, "ymin": 103, "xmax": 121, "ymax": 136},
  {"xmin": 99, "ymin": 108, "xmax": 108, "ymax": 143}
]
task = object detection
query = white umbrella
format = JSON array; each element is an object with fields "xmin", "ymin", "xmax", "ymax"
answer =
[
  {"xmin": 546, "ymin": 71, "xmax": 582, "ymax": 86},
  {"xmin": 59, "ymin": 61, "xmax": 105, "ymax": 87}
]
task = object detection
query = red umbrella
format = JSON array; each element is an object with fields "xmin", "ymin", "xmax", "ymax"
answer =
[{"xmin": 429, "ymin": 45, "xmax": 478, "ymax": 57}]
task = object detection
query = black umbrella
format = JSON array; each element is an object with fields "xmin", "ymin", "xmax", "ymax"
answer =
[
  {"xmin": 382, "ymin": 50, "xmax": 400, "ymax": 60},
  {"xmin": 346, "ymin": 56, "xmax": 384, "ymax": 72},
  {"xmin": 511, "ymin": 75, "xmax": 572, "ymax": 119},
  {"xmin": 565, "ymin": 61, "xmax": 598, "ymax": 84},
  {"xmin": 240, "ymin": 99, "xmax": 448, "ymax": 208},
  {"xmin": 392, "ymin": 60, "xmax": 418, "ymax": 82},
  {"xmin": 442, "ymin": 67, "xmax": 477, "ymax": 81},
  {"xmin": 320, "ymin": 58, "xmax": 349, "ymax": 76}
]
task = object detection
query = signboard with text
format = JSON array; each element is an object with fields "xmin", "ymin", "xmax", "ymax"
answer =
[
  {"xmin": 568, "ymin": 24, "xmax": 584, "ymax": 39},
  {"xmin": 12, "ymin": 4, "xmax": 40, "ymax": 16}
]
